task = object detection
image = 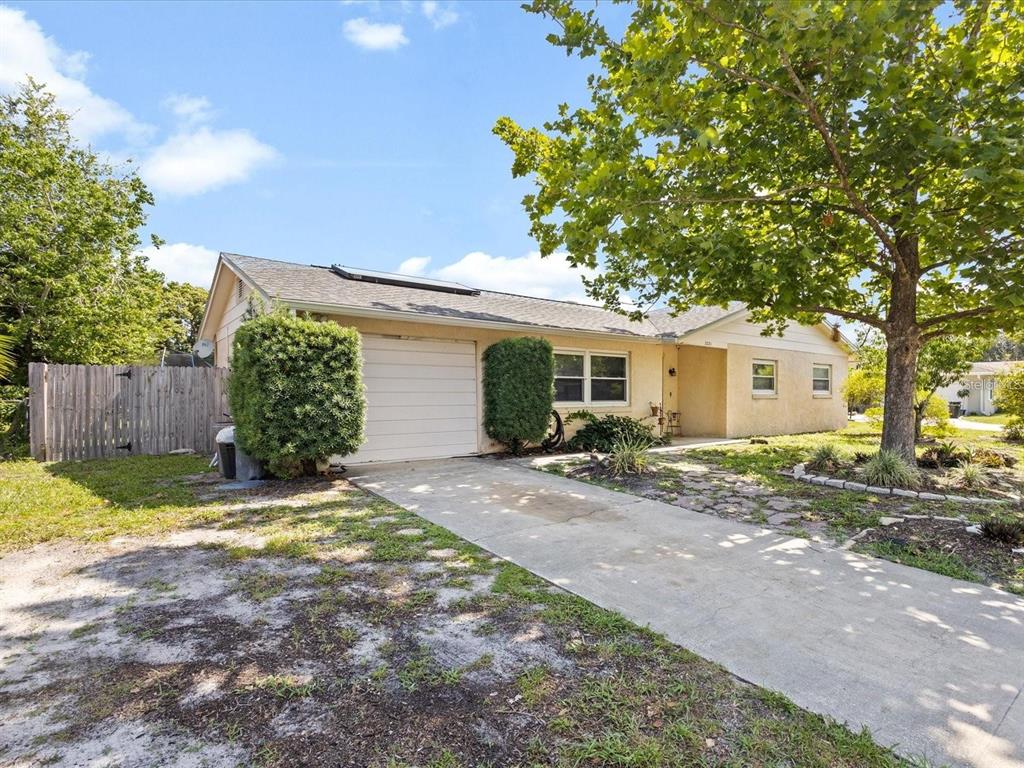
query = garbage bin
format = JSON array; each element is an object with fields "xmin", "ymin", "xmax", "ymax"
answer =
[
  {"xmin": 948, "ymin": 402, "xmax": 962, "ymax": 419},
  {"xmin": 216, "ymin": 426, "xmax": 236, "ymax": 479}
]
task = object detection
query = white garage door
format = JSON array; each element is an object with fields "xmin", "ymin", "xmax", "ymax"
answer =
[{"xmin": 345, "ymin": 336, "xmax": 479, "ymax": 464}]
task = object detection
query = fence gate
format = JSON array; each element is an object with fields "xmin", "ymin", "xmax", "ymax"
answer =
[{"xmin": 28, "ymin": 363, "xmax": 229, "ymax": 461}]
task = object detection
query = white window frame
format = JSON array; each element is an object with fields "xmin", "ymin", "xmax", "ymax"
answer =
[
  {"xmin": 812, "ymin": 363, "xmax": 833, "ymax": 396},
  {"xmin": 752, "ymin": 359, "xmax": 778, "ymax": 396},
  {"xmin": 553, "ymin": 349, "xmax": 629, "ymax": 406},
  {"xmin": 553, "ymin": 351, "xmax": 586, "ymax": 405}
]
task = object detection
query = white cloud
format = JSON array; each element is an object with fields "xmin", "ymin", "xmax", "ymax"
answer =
[
  {"xmin": 400, "ymin": 251, "xmax": 600, "ymax": 303},
  {"xmin": 142, "ymin": 127, "xmax": 277, "ymax": 197},
  {"xmin": 0, "ymin": 5, "xmax": 149, "ymax": 141},
  {"xmin": 137, "ymin": 242, "xmax": 219, "ymax": 287},
  {"xmin": 397, "ymin": 256, "xmax": 431, "ymax": 275},
  {"xmin": 421, "ymin": 1, "xmax": 458, "ymax": 29},
  {"xmin": 343, "ymin": 17, "xmax": 409, "ymax": 50},
  {"xmin": 0, "ymin": 7, "xmax": 278, "ymax": 199},
  {"xmin": 163, "ymin": 93, "xmax": 213, "ymax": 127}
]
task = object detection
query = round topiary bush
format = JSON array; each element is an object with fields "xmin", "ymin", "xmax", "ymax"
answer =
[
  {"xmin": 227, "ymin": 312, "xmax": 366, "ymax": 477},
  {"xmin": 482, "ymin": 337, "xmax": 554, "ymax": 454}
]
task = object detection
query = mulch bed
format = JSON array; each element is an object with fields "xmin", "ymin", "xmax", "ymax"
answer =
[{"xmin": 858, "ymin": 517, "xmax": 1024, "ymax": 591}]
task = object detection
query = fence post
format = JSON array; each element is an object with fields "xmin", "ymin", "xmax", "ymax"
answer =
[{"xmin": 28, "ymin": 362, "xmax": 47, "ymax": 461}]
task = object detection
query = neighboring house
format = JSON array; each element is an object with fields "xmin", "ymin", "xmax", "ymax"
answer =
[
  {"xmin": 935, "ymin": 361, "xmax": 1022, "ymax": 415},
  {"xmin": 198, "ymin": 253, "xmax": 852, "ymax": 464}
]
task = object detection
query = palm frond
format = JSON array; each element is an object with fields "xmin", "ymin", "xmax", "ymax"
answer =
[{"xmin": 0, "ymin": 335, "xmax": 15, "ymax": 381}]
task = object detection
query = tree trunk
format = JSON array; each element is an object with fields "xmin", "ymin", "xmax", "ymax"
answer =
[
  {"xmin": 881, "ymin": 331, "xmax": 921, "ymax": 460},
  {"xmin": 880, "ymin": 247, "xmax": 921, "ymax": 463}
]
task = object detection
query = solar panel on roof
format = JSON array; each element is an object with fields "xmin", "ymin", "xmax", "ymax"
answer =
[{"xmin": 331, "ymin": 265, "xmax": 480, "ymax": 296}]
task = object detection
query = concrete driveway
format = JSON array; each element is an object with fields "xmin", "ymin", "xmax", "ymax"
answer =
[
  {"xmin": 349, "ymin": 457, "xmax": 1024, "ymax": 768},
  {"xmin": 950, "ymin": 418, "xmax": 1005, "ymax": 432}
]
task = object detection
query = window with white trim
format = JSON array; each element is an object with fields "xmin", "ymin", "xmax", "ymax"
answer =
[
  {"xmin": 554, "ymin": 351, "xmax": 629, "ymax": 404},
  {"xmin": 812, "ymin": 364, "xmax": 832, "ymax": 394},
  {"xmin": 752, "ymin": 359, "xmax": 777, "ymax": 395},
  {"xmin": 554, "ymin": 352, "xmax": 585, "ymax": 403}
]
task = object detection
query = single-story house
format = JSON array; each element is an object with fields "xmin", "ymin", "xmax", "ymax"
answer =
[
  {"xmin": 935, "ymin": 360, "xmax": 1022, "ymax": 415},
  {"xmin": 198, "ymin": 253, "xmax": 852, "ymax": 464}
]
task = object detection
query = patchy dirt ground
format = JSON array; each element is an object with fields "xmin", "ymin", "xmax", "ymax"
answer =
[{"xmin": 0, "ymin": 470, "xmax": 917, "ymax": 768}]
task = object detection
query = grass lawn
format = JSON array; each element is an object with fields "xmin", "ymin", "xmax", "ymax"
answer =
[
  {"xmin": 0, "ymin": 455, "xmax": 222, "ymax": 551},
  {"xmin": 0, "ymin": 455, "xmax": 917, "ymax": 767},
  {"xmin": 960, "ymin": 413, "xmax": 1012, "ymax": 425}
]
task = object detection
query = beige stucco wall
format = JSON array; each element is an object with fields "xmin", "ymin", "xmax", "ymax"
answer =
[
  {"xmin": 212, "ymin": 278, "xmax": 254, "ymax": 368},
  {"xmin": 672, "ymin": 346, "xmax": 728, "ymax": 436},
  {"xmin": 724, "ymin": 343, "xmax": 848, "ymax": 437},
  {"xmin": 322, "ymin": 313, "xmax": 665, "ymax": 453}
]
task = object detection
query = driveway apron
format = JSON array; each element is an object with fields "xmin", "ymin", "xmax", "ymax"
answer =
[{"xmin": 348, "ymin": 457, "xmax": 1024, "ymax": 768}]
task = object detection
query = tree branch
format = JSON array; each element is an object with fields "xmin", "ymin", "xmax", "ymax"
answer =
[
  {"xmin": 920, "ymin": 306, "xmax": 999, "ymax": 328},
  {"xmin": 775, "ymin": 51, "xmax": 905, "ymax": 273},
  {"xmin": 919, "ymin": 306, "xmax": 999, "ymax": 339},
  {"xmin": 636, "ymin": 184, "xmax": 839, "ymax": 206},
  {"xmin": 793, "ymin": 305, "xmax": 886, "ymax": 329},
  {"xmin": 919, "ymin": 258, "xmax": 955, "ymax": 274},
  {"xmin": 705, "ymin": 61, "xmax": 802, "ymax": 102}
]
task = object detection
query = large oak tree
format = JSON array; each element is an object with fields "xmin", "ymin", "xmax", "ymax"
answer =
[{"xmin": 496, "ymin": 0, "xmax": 1024, "ymax": 460}]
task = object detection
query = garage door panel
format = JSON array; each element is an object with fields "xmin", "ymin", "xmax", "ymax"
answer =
[
  {"xmin": 342, "ymin": 441, "xmax": 478, "ymax": 464},
  {"xmin": 366, "ymin": 390, "xmax": 476, "ymax": 408},
  {"xmin": 361, "ymin": 337, "xmax": 470, "ymax": 355},
  {"xmin": 364, "ymin": 377, "xmax": 476, "ymax": 394},
  {"xmin": 362, "ymin": 348, "xmax": 476, "ymax": 368},
  {"xmin": 346, "ymin": 336, "xmax": 478, "ymax": 464},
  {"xmin": 365, "ymin": 364, "xmax": 476, "ymax": 381},
  {"xmin": 364, "ymin": 403, "xmax": 477, "ymax": 422},
  {"xmin": 357, "ymin": 429, "xmax": 478, "ymax": 451},
  {"xmin": 364, "ymin": 417, "xmax": 478, "ymax": 438}
]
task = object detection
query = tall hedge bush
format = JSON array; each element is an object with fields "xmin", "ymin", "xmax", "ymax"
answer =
[
  {"xmin": 228, "ymin": 313, "xmax": 365, "ymax": 477},
  {"xmin": 482, "ymin": 337, "xmax": 554, "ymax": 454}
]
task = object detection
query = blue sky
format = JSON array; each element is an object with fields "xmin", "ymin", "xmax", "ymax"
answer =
[{"xmin": 2, "ymin": 1, "xmax": 630, "ymax": 299}]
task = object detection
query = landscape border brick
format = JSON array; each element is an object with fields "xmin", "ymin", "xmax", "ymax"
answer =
[{"xmin": 789, "ymin": 463, "xmax": 1002, "ymax": 505}]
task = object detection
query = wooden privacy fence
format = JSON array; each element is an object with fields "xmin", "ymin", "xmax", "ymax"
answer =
[{"xmin": 28, "ymin": 363, "xmax": 229, "ymax": 461}]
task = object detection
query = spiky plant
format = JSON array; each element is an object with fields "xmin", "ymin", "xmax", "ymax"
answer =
[{"xmin": 863, "ymin": 451, "xmax": 921, "ymax": 489}]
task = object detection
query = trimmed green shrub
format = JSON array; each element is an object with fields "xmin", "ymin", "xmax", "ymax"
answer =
[
  {"xmin": 567, "ymin": 412, "xmax": 664, "ymax": 453},
  {"xmin": 862, "ymin": 450, "xmax": 921, "ymax": 489},
  {"xmin": 228, "ymin": 313, "xmax": 365, "ymax": 477},
  {"xmin": 482, "ymin": 337, "xmax": 554, "ymax": 454}
]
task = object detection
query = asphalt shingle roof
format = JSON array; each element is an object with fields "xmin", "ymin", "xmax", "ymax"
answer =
[
  {"xmin": 647, "ymin": 304, "xmax": 746, "ymax": 336},
  {"xmin": 222, "ymin": 253, "xmax": 744, "ymax": 340}
]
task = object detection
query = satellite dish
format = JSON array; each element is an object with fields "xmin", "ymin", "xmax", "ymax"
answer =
[{"xmin": 193, "ymin": 339, "xmax": 215, "ymax": 359}]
